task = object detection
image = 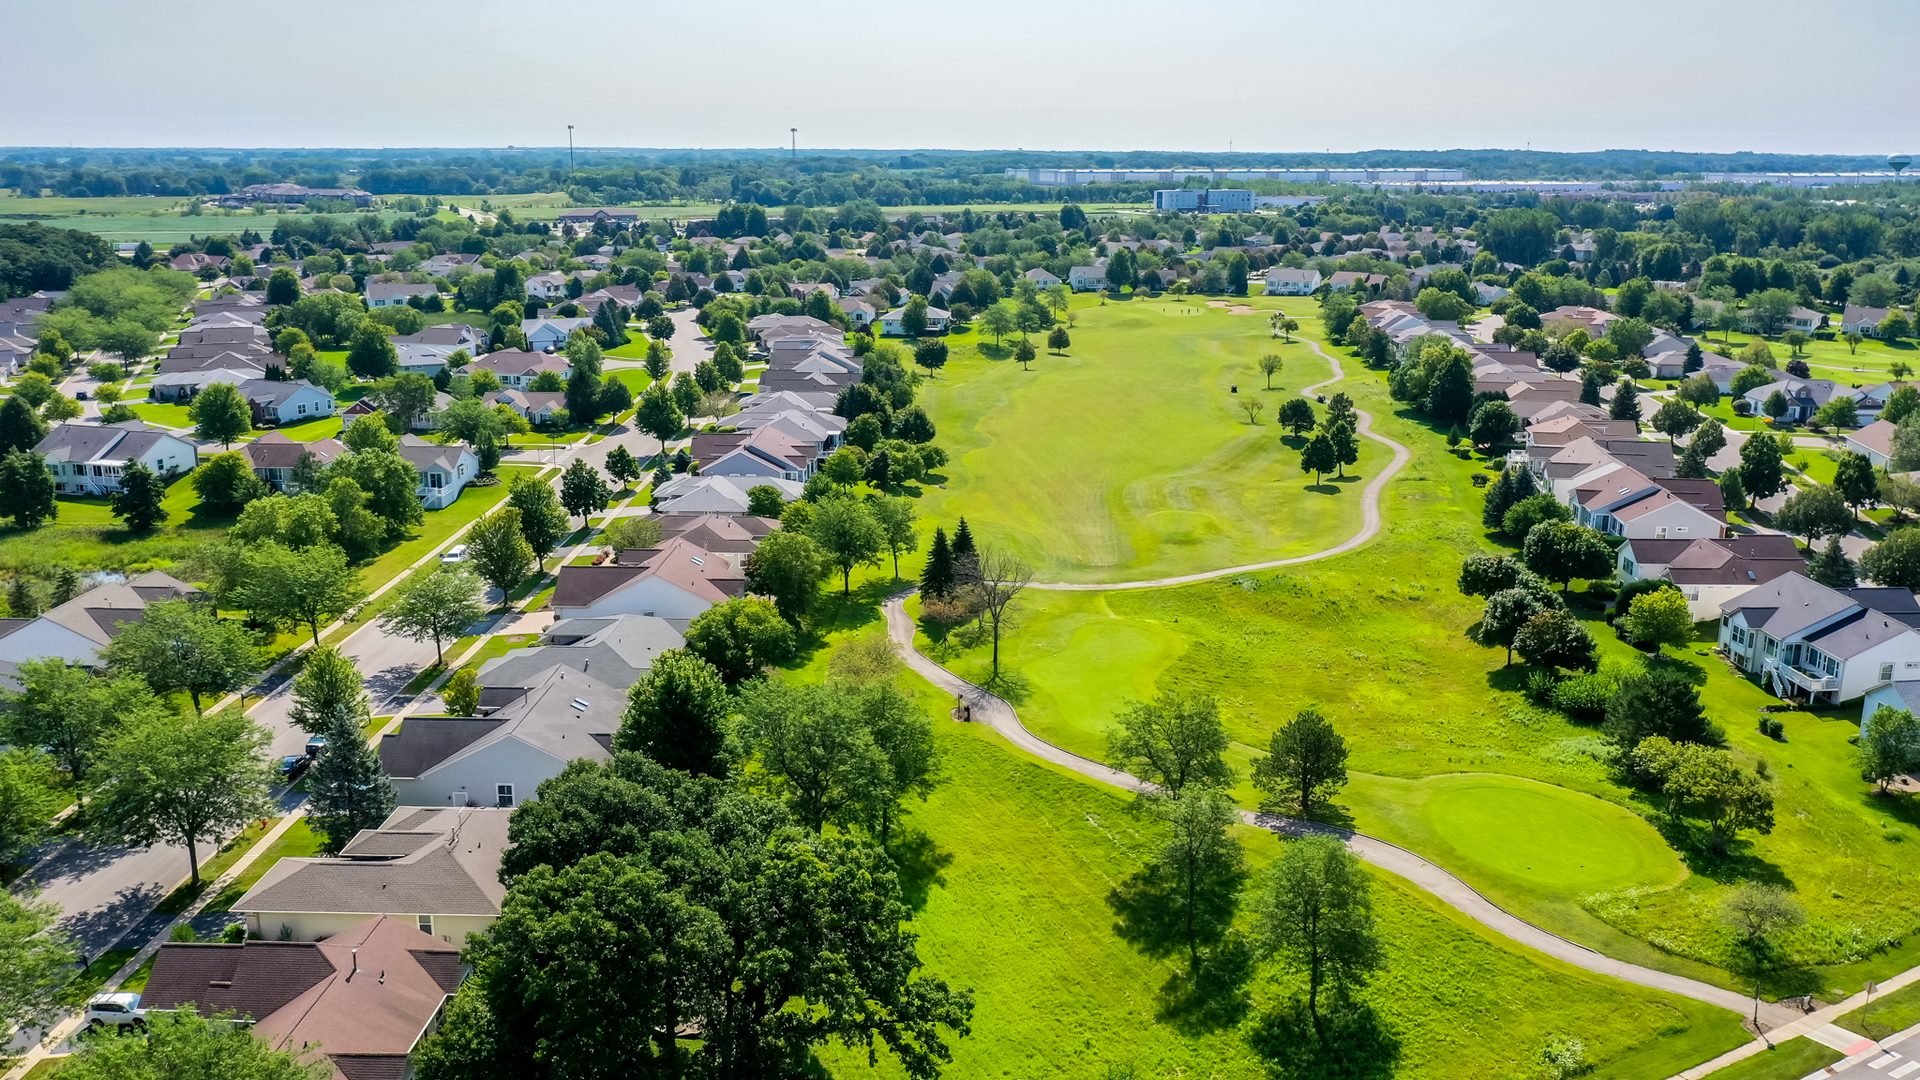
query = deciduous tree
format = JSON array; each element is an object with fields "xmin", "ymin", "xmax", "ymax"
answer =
[
  {"xmin": 745, "ymin": 528, "xmax": 826, "ymax": 626},
  {"xmin": 1107, "ymin": 692, "xmax": 1233, "ymax": 797},
  {"xmin": 190, "ymin": 381, "xmax": 252, "ymax": 447},
  {"xmin": 87, "ymin": 708, "xmax": 276, "ymax": 886},
  {"xmin": 1252, "ymin": 834, "xmax": 1383, "ymax": 1040},
  {"xmin": 287, "ymin": 645, "xmax": 369, "ymax": 736},
  {"xmin": 378, "ymin": 567, "xmax": 486, "ymax": 667},
  {"xmin": 104, "ymin": 598, "xmax": 258, "ymax": 714},
  {"xmin": 684, "ymin": 598, "xmax": 795, "ymax": 686},
  {"xmin": 613, "ymin": 649, "xmax": 730, "ymax": 776},
  {"xmin": 1251, "ymin": 708, "xmax": 1349, "ymax": 820},
  {"xmin": 508, "ymin": 473, "xmax": 569, "ymax": 570},
  {"xmin": 465, "ymin": 506, "xmax": 535, "ymax": 600},
  {"xmin": 235, "ymin": 541, "xmax": 365, "ymax": 645}
]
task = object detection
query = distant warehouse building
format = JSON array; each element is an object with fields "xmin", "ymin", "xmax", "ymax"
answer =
[{"xmin": 1153, "ymin": 189, "xmax": 1255, "ymax": 213}]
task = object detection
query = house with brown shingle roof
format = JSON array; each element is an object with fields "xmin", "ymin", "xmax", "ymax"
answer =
[
  {"xmin": 1618, "ymin": 533, "xmax": 1804, "ymax": 620},
  {"xmin": 551, "ymin": 537, "xmax": 742, "ymax": 620},
  {"xmin": 243, "ymin": 432, "xmax": 346, "ymax": 490}
]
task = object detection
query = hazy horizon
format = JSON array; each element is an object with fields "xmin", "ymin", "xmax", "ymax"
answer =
[{"xmin": 5, "ymin": 0, "xmax": 1917, "ymax": 155}]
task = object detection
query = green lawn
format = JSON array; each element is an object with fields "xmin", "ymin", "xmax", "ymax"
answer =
[
  {"xmin": 1697, "ymin": 1039, "xmax": 1840, "ymax": 1080},
  {"xmin": 267, "ymin": 414, "xmax": 346, "ymax": 442},
  {"xmin": 1835, "ymin": 977, "xmax": 1920, "ymax": 1041},
  {"xmin": 914, "ymin": 297, "xmax": 1383, "ymax": 582},
  {"xmin": 0, "ymin": 473, "xmax": 231, "ymax": 577},
  {"xmin": 202, "ymin": 819, "xmax": 325, "ymax": 913},
  {"xmin": 128, "ymin": 401, "xmax": 193, "ymax": 428}
]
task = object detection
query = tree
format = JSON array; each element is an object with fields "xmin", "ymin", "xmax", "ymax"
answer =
[
  {"xmin": 266, "ymin": 266, "xmax": 300, "ymax": 305},
  {"xmin": 1737, "ymin": 432, "xmax": 1787, "ymax": 500},
  {"xmin": 980, "ymin": 299, "xmax": 1017, "ymax": 344},
  {"xmin": 1862, "ymin": 528, "xmax": 1920, "ymax": 589},
  {"xmin": 1251, "ymin": 709, "xmax": 1349, "ymax": 820},
  {"xmin": 1650, "ymin": 398, "xmax": 1704, "ymax": 439},
  {"xmin": 104, "ymin": 598, "xmax": 258, "ymax": 714},
  {"xmin": 1107, "ymin": 692, "xmax": 1232, "ymax": 797},
  {"xmin": 604, "ymin": 444, "xmax": 641, "ymax": 489},
  {"xmin": 1278, "ymin": 397, "xmax": 1317, "ymax": 435},
  {"xmin": 465, "ymin": 506, "xmax": 535, "ymax": 600},
  {"xmin": 969, "ymin": 545, "xmax": 1032, "ymax": 678},
  {"xmin": 192, "ymin": 450, "xmax": 267, "ymax": 512},
  {"xmin": 1717, "ymin": 882, "xmax": 1806, "ymax": 1025},
  {"xmin": 1522, "ymin": 522, "xmax": 1614, "ymax": 592},
  {"xmin": 1047, "ymin": 326, "xmax": 1070, "ymax": 353},
  {"xmin": 379, "ymin": 567, "xmax": 486, "ymax": 667},
  {"xmin": 87, "ymin": 708, "xmax": 275, "ymax": 886},
  {"xmin": 57, "ymin": 1003, "xmax": 328, "ymax": 1080},
  {"xmin": 558, "ymin": 458, "xmax": 610, "ymax": 529},
  {"xmin": 1514, "ymin": 609, "xmax": 1598, "ymax": 672},
  {"xmin": 190, "ymin": 381, "xmax": 252, "ymax": 447},
  {"xmin": 1676, "ymin": 372, "xmax": 1721, "ymax": 409},
  {"xmin": 1258, "ymin": 353, "xmax": 1285, "ymax": 390},
  {"xmin": 346, "ymin": 321, "xmax": 399, "ymax": 379},
  {"xmin": 1721, "ymin": 467, "xmax": 1748, "ymax": 513},
  {"xmin": 1834, "ymin": 452, "xmax": 1878, "ymax": 515},
  {"xmin": 1, "ymin": 660, "xmax": 163, "ymax": 817},
  {"xmin": 919, "ymin": 526, "xmax": 956, "ymax": 600},
  {"xmin": 868, "ymin": 494, "xmax": 920, "ymax": 581},
  {"xmin": 1501, "ymin": 492, "xmax": 1570, "ymax": 541},
  {"xmin": 443, "ymin": 667, "xmax": 481, "ymax": 717},
  {"xmin": 806, "ymin": 494, "xmax": 885, "ymax": 595},
  {"xmin": 0, "ymin": 449, "xmax": 58, "ymax": 530},
  {"xmin": 96, "ymin": 458, "xmax": 169, "ymax": 536},
  {"xmin": 508, "ymin": 472, "xmax": 569, "ymax": 570},
  {"xmin": 738, "ymin": 678, "xmax": 894, "ymax": 832},
  {"xmin": 1773, "ymin": 484, "xmax": 1856, "ymax": 544},
  {"xmin": 235, "ymin": 541, "xmax": 364, "ymax": 645},
  {"xmin": 1253, "ymin": 834, "xmax": 1383, "ymax": 1041},
  {"xmin": 1762, "ymin": 389, "xmax": 1790, "ymax": 421},
  {"xmin": 98, "ymin": 321, "xmax": 160, "ymax": 376},
  {"xmin": 613, "ymin": 649, "xmax": 730, "ymax": 775},
  {"xmin": 684, "ymin": 598, "xmax": 795, "ymax": 686},
  {"xmin": 0, "ymin": 888, "xmax": 79, "ymax": 1045},
  {"xmin": 343, "ymin": 412, "xmax": 399, "ymax": 453},
  {"xmin": 1632, "ymin": 736, "xmax": 1773, "ymax": 854},
  {"xmin": 1013, "ymin": 337, "xmax": 1036, "ymax": 369},
  {"xmin": 1609, "ymin": 378, "xmax": 1642, "ymax": 427},
  {"xmin": 1730, "ymin": 365, "xmax": 1776, "ymax": 397},
  {"xmin": 287, "ymin": 645, "xmax": 369, "ymax": 736},
  {"xmin": 1478, "ymin": 587, "xmax": 1557, "ymax": 666},
  {"xmin": 1603, "ymin": 668, "xmax": 1718, "ymax": 750},
  {"xmin": 306, "ymin": 699, "xmax": 397, "ymax": 853},
  {"xmin": 634, "ymin": 385, "xmax": 684, "ymax": 443},
  {"xmin": 1300, "ymin": 432, "xmax": 1338, "ymax": 485},
  {"xmin": 1468, "ymin": 399, "xmax": 1521, "ymax": 448},
  {"xmin": 0, "ymin": 397, "xmax": 47, "ymax": 457},
  {"xmin": 1809, "ymin": 536, "xmax": 1858, "ymax": 588},
  {"xmin": 1622, "ymin": 587, "xmax": 1695, "ymax": 651},
  {"xmin": 1859, "ymin": 705, "xmax": 1920, "ymax": 791}
]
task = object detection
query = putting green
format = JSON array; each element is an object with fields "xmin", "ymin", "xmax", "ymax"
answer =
[{"xmin": 1349, "ymin": 773, "xmax": 1686, "ymax": 898}]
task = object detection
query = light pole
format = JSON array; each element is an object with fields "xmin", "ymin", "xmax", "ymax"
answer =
[
  {"xmin": 790, "ymin": 128, "xmax": 797, "ymax": 160},
  {"xmin": 567, "ymin": 125, "xmax": 575, "ymax": 179}
]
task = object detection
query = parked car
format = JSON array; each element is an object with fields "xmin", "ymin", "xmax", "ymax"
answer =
[
  {"xmin": 305, "ymin": 735, "xmax": 327, "ymax": 759},
  {"xmin": 440, "ymin": 544, "xmax": 469, "ymax": 564},
  {"xmin": 86, "ymin": 993, "xmax": 146, "ymax": 1031},
  {"xmin": 277, "ymin": 754, "xmax": 311, "ymax": 783},
  {"xmin": 76, "ymin": 390, "xmax": 89, "ymax": 400}
]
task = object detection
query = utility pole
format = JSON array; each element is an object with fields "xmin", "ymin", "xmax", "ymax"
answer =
[
  {"xmin": 790, "ymin": 128, "xmax": 797, "ymax": 159},
  {"xmin": 568, "ymin": 125, "xmax": 576, "ymax": 179}
]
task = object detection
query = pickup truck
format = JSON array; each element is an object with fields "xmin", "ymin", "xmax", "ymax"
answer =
[{"xmin": 85, "ymin": 992, "xmax": 147, "ymax": 1030}]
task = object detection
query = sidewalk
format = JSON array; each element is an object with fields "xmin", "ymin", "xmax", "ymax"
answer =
[{"xmin": 1670, "ymin": 962, "xmax": 1920, "ymax": 1079}]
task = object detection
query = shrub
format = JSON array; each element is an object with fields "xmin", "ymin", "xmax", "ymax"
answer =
[
  {"xmin": 1759, "ymin": 716, "xmax": 1785, "ymax": 740},
  {"xmin": 1549, "ymin": 671, "xmax": 1618, "ymax": 722},
  {"xmin": 1525, "ymin": 669, "xmax": 1558, "ymax": 704}
]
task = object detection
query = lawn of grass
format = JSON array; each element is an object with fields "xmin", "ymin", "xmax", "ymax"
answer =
[
  {"xmin": 267, "ymin": 414, "xmax": 346, "ymax": 442},
  {"xmin": 1834, "ymin": 973, "xmax": 1920, "ymax": 1040},
  {"xmin": 202, "ymin": 818, "xmax": 325, "ymax": 913},
  {"xmin": 913, "ymin": 297, "xmax": 1382, "ymax": 582},
  {"xmin": 152, "ymin": 815, "xmax": 279, "ymax": 915},
  {"xmin": 127, "ymin": 401, "xmax": 192, "ymax": 427},
  {"xmin": 1697, "ymin": 1039, "xmax": 1840, "ymax": 1080},
  {"xmin": 0, "ymin": 473, "xmax": 231, "ymax": 577}
]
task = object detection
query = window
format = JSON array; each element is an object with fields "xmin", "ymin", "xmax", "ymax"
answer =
[
  {"xmin": 418, "ymin": 915, "xmax": 434, "ymax": 935},
  {"xmin": 297, "ymin": 403, "xmax": 307, "ymax": 415},
  {"xmin": 1881, "ymin": 663, "xmax": 1895, "ymax": 682},
  {"xmin": 496, "ymin": 784, "xmax": 514, "ymax": 807}
]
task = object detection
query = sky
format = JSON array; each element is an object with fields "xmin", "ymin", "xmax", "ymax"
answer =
[{"xmin": 5, "ymin": 0, "xmax": 1918, "ymax": 156}]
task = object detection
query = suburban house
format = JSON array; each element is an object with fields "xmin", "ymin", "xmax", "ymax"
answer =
[
  {"xmin": 657, "ymin": 512, "xmax": 778, "ymax": 555},
  {"xmin": 141, "ymin": 915, "xmax": 464, "ymax": 1080},
  {"xmin": 1024, "ymin": 267, "xmax": 1063, "ymax": 289},
  {"xmin": 36, "ymin": 422, "xmax": 198, "ymax": 495},
  {"xmin": 485, "ymin": 388, "xmax": 564, "ymax": 425},
  {"xmin": 1741, "ymin": 374, "xmax": 1847, "ymax": 421},
  {"xmin": 393, "ymin": 323, "xmax": 487, "ymax": 352},
  {"xmin": 1846, "ymin": 419, "xmax": 1899, "ymax": 467},
  {"xmin": 746, "ymin": 313, "xmax": 838, "ymax": 342},
  {"xmin": 169, "ymin": 252, "xmax": 230, "ymax": 273},
  {"xmin": 1068, "ymin": 266, "xmax": 1107, "ymax": 292},
  {"xmin": 878, "ymin": 305, "xmax": 951, "ymax": 336},
  {"xmin": 422, "ymin": 253, "xmax": 482, "ymax": 277},
  {"xmin": 1523, "ymin": 415, "xmax": 1639, "ymax": 448},
  {"xmin": 395, "ymin": 436, "xmax": 478, "ymax": 510},
  {"xmin": 837, "ymin": 298, "xmax": 876, "ymax": 328},
  {"xmin": 380, "ymin": 666, "xmax": 622, "ymax": 807},
  {"xmin": 555, "ymin": 207, "xmax": 640, "ymax": 228},
  {"xmin": 149, "ymin": 366, "xmax": 268, "ymax": 401},
  {"xmin": 1565, "ymin": 462, "xmax": 1726, "ymax": 540},
  {"xmin": 550, "ymin": 538, "xmax": 744, "ymax": 620},
  {"xmin": 1746, "ymin": 306, "xmax": 1823, "ymax": 334},
  {"xmin": 470, "ymin": 349, "xmax": 568, "ymax": 388},
  {"xmin": 233, "ymin": 807, "xmax": 509, "ymax": 944},
  {"xmin": 1474, "ymin": 282, "xmax": 1510, "ymax": 305},
  {"xmin": 1617, "ymin": 533, "xmax": 1806, "ymax": 620},
  {"xmin": 1859, "ymin": 680, "xmax": 1920, "ymax": 730},
  {"xmin": 1529, "ymin": 436, "xmax": 1675, "ymax": 489},
  {"xmin": 238, "ymin": 378, "xmax": 334, "ymax": 426},
  {"xmin": 1263, "ymin": 268, "xmax": 1323, "ymax": 295},
  {"xmin": 242, "ymin": 432, "xmax": 345, "ymax": 491},
  {"xmin": 475, "ymin": 614, "xmax": 685, "ymax": 692},
  {"xmin": 521, "ymin": 318, "xmax": 593, "ymax": 351},
  {"xmin": 0, "ymin": 572, "xmax": 202, "ymax": 672},
  {"xmin": 690, "ymin": 425, "xmax": 821, "ymax": 480},
  {"xmin": 1719, "ymin": 573, "xmax": 1920, "ymax": 706},
  {"xmin": 365, "ymin": 282, "xmax": 439, "ymax": 308},
  {"xmin": 1843, "ymin": 306, "xmax": 1893, "ymax": 336},
  {"xmin": 650, "ymin": 473, "xmax": 803, "ymax": 516}
]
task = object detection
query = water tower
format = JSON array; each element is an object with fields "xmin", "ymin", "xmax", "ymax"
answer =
[{"xmin": 1892, "ymin": 154, "xmax": 1913, "ymax": 176}]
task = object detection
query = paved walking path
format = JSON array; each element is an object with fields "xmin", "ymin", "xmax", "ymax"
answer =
[
  {"xmin": 880, "ymin": 595, "xmax": 1795, "ymax": 1027},
  {"xmin": 1031, "ymin": 341, "xmax": 1413, "ymax": 591},
  {"xmin": 1667, "ymin": 962, "xmax": 1920, "ymax": 1079}
]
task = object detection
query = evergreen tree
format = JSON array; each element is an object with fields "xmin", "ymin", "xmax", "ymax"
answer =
[
  {"xmin": 474, "ymin": 428, "xmax": 501, "ymax": 475},
  {"xmin": 1721, "ymin": 467, "xmax": 1748, "ymax": 511},
  {"xmin": 1676, "ymin": 440, "xmax": 1711, "ymax": 479},
  {"xmin": 7, "ymin": 576, "xmax": 38, "ymax": 618},
  {"xmin": 951, "ymin": 517, "xmax": 976, "ymax": 557},
  {"xmin": 0, "ymin": 449, "xmax": 57, "ymax": 530},
  {"xmin": 1579, "ymin": 370, "xmax": 1602, "ymax": 406},
  {"xmin": 307, "ymin": 702, "xmax": 397, "ymax": 854},
  {"xmin": 0, "ymin": 397, "xmax": 48, "ymax": 455},
  {"xmin": 565, "ymin": 366, "xmax": 604, "ymax": 426},
  {"xmin": 50, "ymin": 566, "xmax": 80, "ymax": 607},
  {"xmin": 109, "ymin": 460, "xmax": 168, "ymax": 531},
  {"xmin": 1609, "ymin": 379, "xmax": 1642, "ymax": 427},
  {"xmin": 921, "ymin": 526, "xmax": 955, "ymax": 598},
  {"xmin": 1809, "ymin": 536, "xmax": 1858, "ymax": 588},
  {"xmin": 1480, "ymin": 468, "xmax": 1515, "ymax": 529}
]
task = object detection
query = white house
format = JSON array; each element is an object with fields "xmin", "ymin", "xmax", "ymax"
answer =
[
  {"xmin": 522, "ymin": 317, "xmax": 593, "ymax": 351},
  {"xmin": 1068, "ymin": 265, "xmax": 1107, "ymax": 292},
  {"xmin": 396, "ymin": 436, "xmax": 478, "ymax": 510},
  {"xmin": 421, "ymin": 253, "xmax": 481, "ymax": 277},
  {"xmin": 471, "ymin": 349, "xmax": 568, "ymax": 388},
  {"xmin": 242, "ymin": 432, "xmax": 345, "ymax": 491},
  {"xmin": 1263, "ymin": 268, "xmax": 1322, "ymax": 295},
  {"xmin": 525, "ymin": 271, "xmax": 570, "ymax": 300},
  {"xmin": 836, "ymin": 298, "xmax": 876, "ymax": 329},
  {"xmin": 233, "ymin": 807, "xmax": 509, "ymax": 945},
  {"xmin": 237, "ymin": 378, "xmax": 334, "ymax": 426},
  {"xmin": 1565, "ymin": 462, "xmax": 1726, "ymax": 541},
  {"xmin": 485, "ymin": 389, "xmax": 563, "ymax": 425},
  {"xmin": 878, "ymin": 305, "xmax": 951, "ymax": 336},
  {"xmin": 1740, "ymin": 374, "xmax": 1847, "ymax": 422},
  {"xmin": 365, "ymin": 282, "xmax": 438, "ymax": 309},
  {"xmin": 379, "ymin": 666, "xmax": 621, "ymax": 808},
  {"xmin": 1024, "ymin": 267, "xmax": 1063, "ymax": 290},
  {"xmin": 1860, "ymin": 681, "xmax": 1920, "ymax": 732},
  {"xmin": 35, "ymin": 422, "xmax": 198, "ymax": 495},
  {"xmin": 1720, "ymin": 573, "xmax": 1920, "ymax": 706},
  {"xmin": 550, "ymin": 538, "xmax": 743, "ymax": 620},
  {"xmin": 1843, "ymin": 305, "xmax": 1893, "ymax": 337},
  {"xmin": 148, "ymin": 366, "xmax": 267, "ymax": 401},
  {"xmin": 1845, "ymin": 419, "xmax": 1898, "ymax": 467},
  {"xmin": 1617, "ymin": 533, "xmax": 1806, "ymax": 621},
  {"xmin": 0, "ymin": 571, "xmax": 201, "ymax": 672}
]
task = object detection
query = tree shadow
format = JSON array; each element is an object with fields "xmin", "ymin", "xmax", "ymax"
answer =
[
  {"xmin": 1304, "ymin": 483, "xmax": 1343, "ymax": 495},
  {"xmin": 977, "ymin": 343, "xmax": 1013, "ymax": 361},
  {"xmin": 977, "ymin": 667, "xmax": 1032, "ymax": 706},
  {"xmin": 1326, "ymin": 473, "xmax": 1363, "ymax": 484},
  {"xmin": 1279, "ymin": 434, "xmax": 1309, "ymax": 449},
  {"xmin": 1156, "ymin": 934, "xmax": 1255, "ymax": 1033},
  {"xmin": 887, "ymin": 827, "xmax": 952, "ymax": 912},
  {"xmin": 1107, "ymin": 855, "xmax": 1254, "ymax": 1033},
  {"xmin": 1245, "ymin": 998, "xmax": 1400, "ymax": 1080}
]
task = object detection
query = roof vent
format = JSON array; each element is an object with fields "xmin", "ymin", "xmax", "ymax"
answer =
[
  {"xmin": 690, "ymin": 556, "xmax": 705, "ymax": 566},
  {"xmin": 571, "ymin": 698, "xmax": 590, "ymax": 711}
]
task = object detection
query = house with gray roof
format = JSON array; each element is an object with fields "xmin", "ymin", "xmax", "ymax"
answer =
[
  {"xmin": 1741, "ymin": 373, "xmax": 1847, "ymax": 422},
  {"xmin": 550, "ymin": 538, "xmax": 744, "ymax": 620},
  {"xmin": 395, "ymin": 436, "xmax": 478, "ymax": 509},
  {"xmin": 476, "ymin": 614, "xmax": 684, "ymax": 691},
  {"xmin": 35, "ymin": 422, "xmax": 198, "ymax": 495},
  {"xmin": 0, "ymin": 571, "xmax": 201, "ymax": 674},
  {"xmin": 238, "ymin": 378, "xmax": 334, "ymax": 426},
  {"xmin": 379, "ymin": 667, "xmax": 622, "ymax": 807},
  {"xmin": 1618, "ymin": 533, "xmax": 1805, "ymax": 620},
  {"xmin": 1720, "ymin": 572, "xmax": 1920, "ymax": 705},
  {"xmin": 234, "ymin": 806, "xmax": 510, "ymax": 945}
]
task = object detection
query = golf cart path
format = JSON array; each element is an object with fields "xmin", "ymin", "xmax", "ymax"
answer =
[
  {"xmin": 1029, "ymin": 340, "xmax": 1413, "ymax": 591},
  {"xmin": 880, "ymin": 594, "xmax": 1790, "ymax": 1025}
]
